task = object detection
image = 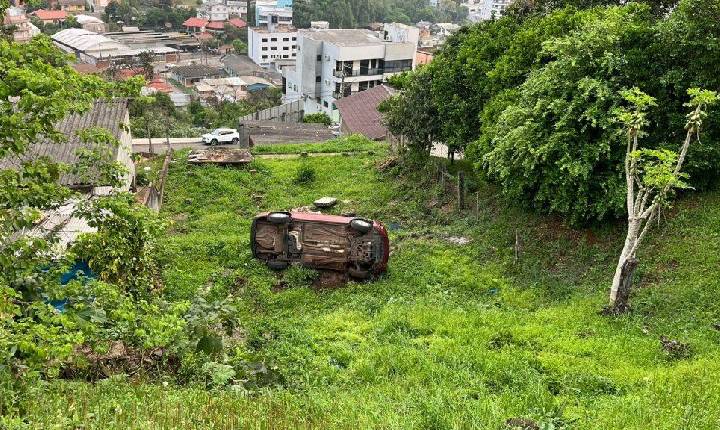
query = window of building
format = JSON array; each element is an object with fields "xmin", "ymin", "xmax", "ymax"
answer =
[
  {"xmin": 323, "ymin": 100, "xmax": 328, "ymax": 107},
  {"xmin": 283, "ymin": 46, "xmax": 289, "ymax": 50},
  {"xmin": 292, "ymin": 45, "xmax": 297, "ymax": 49},
  {"xmin": 359, "ymin": 81, "xmax": 368, "ymax": 91},
  {"xmin": 262, "ymin": 55, "xmax": 268, "ymax": 59},
  {"xmin": 291, "ymin": 53, "xmax": 296, "ymax": 57},
  {"xmin": 262, "ymin": 47, "xmax": 268, "ymax": 50},
  {"xmin": 292, "ymin": 36, "xmax": 296, "ymax": 41},
  {"xmin": 271, "ymin": 37, "xmax": 277, "ymax": 41},
  {"xmin": 315, "ymin": 75, "xmax": 321, "ymax": 83},
  {"xmin": 282, "ymin": 37, "xmax": 289, "ymax": 41},
  {"xmin": 270, "ymin": 47, "xmax": 277, "ymax": 50},
  {"xmin": 316, "ymin": 54, "xmax": 322, "ymax": 61},
  {"xmin": 283, "ymin": 54, "xmax": 289, "ymax": 58},
  {"xmin": 262, "ymin": 38, "xmax": 268, "ymax": 42}
]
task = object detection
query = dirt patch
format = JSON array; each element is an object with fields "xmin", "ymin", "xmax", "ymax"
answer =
[
  {"xmin": 505, "ymin": 417, "xmax": 539, "ymax": 430},
  {"xmin": 312, "ymin": 270, "xmax": 349, "ymax": 289}
]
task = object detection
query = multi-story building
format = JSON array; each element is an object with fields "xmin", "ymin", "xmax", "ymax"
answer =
[
  {"xmin": 256, "ymin": 5, "xmax": 292, "ymax": 26},
  {"xmin": 284, "ymin": 24, "xmax": 418, "ymax": 120},
  {"xmin": 225, "ymin": 0, "xmax": 247, "ymax": 17},
  {"xmin": 4, "ymin": 6, "xmax": 40, "ymax": 43},
  {"xmin": 247, "ymin": 17, "xmax": 297, "ymax": 67},
  {"xmin": 197, "ymin": 0, "xmax": 229, "ymax": 21},
  {"xmin": 466, "ymin": 0, "xmax": 511, "ymax": 21}
]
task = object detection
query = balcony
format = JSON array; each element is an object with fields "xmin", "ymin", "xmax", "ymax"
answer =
[{"xmin": 333, "ymin": 68, "xmax": 383, "ymax": 78}]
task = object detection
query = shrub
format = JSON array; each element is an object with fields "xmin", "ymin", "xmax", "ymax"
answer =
[
  {"xmin": 302, "ymin": 112, "xmax": 332, "ymax": 126},
  {"xmin": 293, "ymin": 164, "xmax": 316, "ymax": 185}
]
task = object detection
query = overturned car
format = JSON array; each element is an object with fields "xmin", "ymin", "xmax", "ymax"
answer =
[{"xmin": 251, "ymin": 212, "xmax": 389, "ymax": 279}]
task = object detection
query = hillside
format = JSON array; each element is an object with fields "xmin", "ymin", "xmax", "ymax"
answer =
[{"xmin": 22, "ymin": 148, "xmax": 720, "ymax": 429}]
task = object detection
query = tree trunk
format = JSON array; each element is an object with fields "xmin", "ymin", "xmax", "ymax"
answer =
[
  {"xmin": 608, "ymin": 257, "xmax": 638, "ymax": 315},
  {"xmin": 610, "ymin": 221, "xmax": 639, "ymax": 307}
]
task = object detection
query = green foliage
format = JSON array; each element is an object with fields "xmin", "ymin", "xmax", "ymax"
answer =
[
  {"xmin": 293, "ymin": 0, "xmax": 467, "ymax": 29},
  {"xmin": 293, "ymin": 163, "xmax": 317, "ymax": 185},
  {"xmin": 252, "ymin": 135, "xmax": 387, "ymax": 155},
  {"xmin": 302, "ymin": 112, "xmax": 332, "ymax": 126},
  {"xmin": 384, "ymin": 0, "xmax": 720, "ymax": 224},
  {"xmin": 232, "ymin": 39, "xmax": 247, "ymax": 55}
]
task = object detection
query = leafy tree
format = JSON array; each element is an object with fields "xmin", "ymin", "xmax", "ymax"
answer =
[
  {"xmin": 608, "ymin": 88, "xmax": 718, "ymax": 313},
  {"xmin": 232, "ymin": 38, "xmax": 247, "ymax": 54},
  {"xmin": 303, "ymin": 112, "xmax": 332, "ymax": 125}
]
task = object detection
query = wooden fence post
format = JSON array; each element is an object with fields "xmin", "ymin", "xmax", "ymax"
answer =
[{"xmin": 457, "ymin": 171, "xmax": 465, "ymax": 211}]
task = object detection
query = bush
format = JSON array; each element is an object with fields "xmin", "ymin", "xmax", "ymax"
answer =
[
  {"xmin": 302, "ymin": 112, "xmax": 332, "ymax": 126},
  {"xmin": 293, "ymin": 164, "xmax": 316, "ymax": 185}
]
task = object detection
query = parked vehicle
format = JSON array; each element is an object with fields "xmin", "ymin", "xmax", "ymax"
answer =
[
  {"xmin": 201, "ymin": 128, "xmax": 240, "ymax": 145},
  {"xmin": 251, "ymin": 212, "xmax": 389, "ymax": 279}
]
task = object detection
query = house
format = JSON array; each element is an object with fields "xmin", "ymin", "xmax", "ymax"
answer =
[
  {"xmin": 334, "ymin": 84, "xmax": 394, "ymax": 140},
  {"xmin": 1, "ymin": 100, "xmax": 135, "ymax": 252},
  {"xmin": 247, "ymin": 18, "xmax": 297, "ymax": 67},
  {"xmin": 59, "ymin": 0, "xmax": 86, "ymax": 13},
  {"xmin": 87, "ymin": 0, "xmax": 110, "ymax": 12},
  {"xmin": 4, "ymin": 6, "xmax": 40, "ymax": 43},
  {"xmin": 169, "ymin": 64, "xmax": 226, "ymax": 86},
  {"xmin": 256, "ymin": 5, "xmax": 292, "ymax": 26},
  {"xmin": 222, "ymin": 53, "xmax": 264, "ymax": 76},
  {"xmin": 32, "ymin": 9, "xmax": 67, "ymax": 25},
  {"xmin": 283, "ymin": 26, "xmax": 418, "ymax": 120},
  {"xmin": 416, "ymin": 49, "xmax": 433, "ymax": 65},
  {"xmin": 74, "ymin": 14, "xmax": 105, "ymax": 32},
  {"xmin": 0, "ymin": 99, "xmax": 135, "ymax": 193},
  {"xmin": 183, "ymin": 17, "xmax": 208, "ymax": 34}
]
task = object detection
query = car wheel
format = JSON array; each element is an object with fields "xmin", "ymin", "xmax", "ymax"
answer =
[
  {"xmin": 267, "ymin": 212, "xmax": 291, "ymax": 224},
  {"xmin": 211, "ymin": 139, "xmax": 218, "ymax": 146},
  {"xmin": 350, "ymin": 218, "xmax": 373, "ymax": 234},
  {"xmin": 232, "ymin": 138, "xmax": 239, "ymax": 145},
  {"xmin": 267, "ymin": 260, "xmax": 288, "ymax": 270}
]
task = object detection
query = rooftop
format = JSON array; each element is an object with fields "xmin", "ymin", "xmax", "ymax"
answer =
[
  {"xmin": 170, "ymin": 64, "xmax": 226, "ymax": 79},
  {"xmin": 0, "ymin": 99, "xmax": 129, "ymax": 188},
  {"xmin": 335, "ymin": 85, "xmax": 394, "ymax": 140},
  {"xmin": 183, "ymin": 17, "xmax": 208, "ymax": 27},
  {"xmin": 250, "ymin": 25, "xmax": 296, "ymax": 33},
  {"xmin": 299, "ymin": 29, "xmax": 384, "ymax": 46},
  {"xmin": 32, "ymin": 9, "xmax": 68, "ymax": 20},
  {"xmin": 52, "ymin": 28, "xmax": 125, "ymax": 52},
  {"xmin": 222, "ymin": 53, "xmax": 263, "ymax": 75}
]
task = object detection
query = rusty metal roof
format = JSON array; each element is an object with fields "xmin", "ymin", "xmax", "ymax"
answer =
[{"xmin": 334, "ymin": 85, "xmax": 394, "ymax": 140}]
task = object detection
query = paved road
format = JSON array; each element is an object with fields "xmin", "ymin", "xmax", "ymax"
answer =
[{"xmin": 132, "ymin": 138, "xmax": 206, "ymax": 153}]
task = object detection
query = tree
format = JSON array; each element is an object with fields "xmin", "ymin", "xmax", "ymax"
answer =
[
  {"xmin": 607, "ymin": 88, "xmax": 718, "ymax": 313},
  {"xmin": 232, "ymin": 38, "xmax": 247, "ymax": 55}
]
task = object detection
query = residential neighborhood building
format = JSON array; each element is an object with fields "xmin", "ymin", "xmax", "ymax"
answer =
[
  {"xmin": 0, "ymin": 99, "xmax": 134, "ymax": 193},
  {"xmin": 169, "ymin": 64, "xmax": 226, "ymax": 86},
  {"xmin": 197, "ymin": 0, "xmax": 229, "ymax": 21},
  {"xmin": 283, "ymin": 26, "xmax": 418, "ymax": 120},
  {"xmin": 183, "ymin": 16, "xmax": 246, "ymax": 34},
  {"xmin": 59, "ymin": 0, "xmax": 85, "ymax": 13},
  {"xmin": 4, "ymin": 6, "xmax": 40, "ymax": 43},
  {"xmin": 222, "ymin": 53, "xmax": 264, "ymax": 77},
  {"xmin": 87, "ymin": 0, "xmax": 111, "ymax": 12},
  {"xmin": 31, "ymin": 9, "xmax": 67, "ymax": 25},
  {"xmin": 75, "ymin": 14, "xmax": 106, "ymax": 32},
  {"xmin": 334, "ymin": 84, "xmax": 394, "ymax": 140},
  {"xmin": 52, "ymin": 28, "xmax": 180, "ymax": 66},
  {"xmin": 0, "ymin": 99, "xmax": 135, "ymax": 252},
  {"xmin": 194, "ymin": 76, "xmax": 274, "ymax": 102},
  {"xmin": 256, "ymin": 5, "xmax": 292, "ymax": 26},
  {"xmin": 225, "ymin": 0, "xmax": 248, "ymax": 17},
  {"xmin": 247, "ymin": 18, "xmax": 297, "ymax": 67}
]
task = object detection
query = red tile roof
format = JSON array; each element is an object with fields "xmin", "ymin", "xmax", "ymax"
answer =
[
  {"xmin": 228, "ymin": 17, "xmax": 246, "ymax": 28},
  {"xmin": 183, "ymin": 17, "xmax": 208, "ymax": 27},
  {"xmin": 33, "ymin": 9, "xmax": 67, "ymax": 20},
  {"xmin": 147, "ymin": 78, "xmax": 174, "ymax": 93},
  {"xmin": 334, "ymin": 85, "xmax": 394, "ymax": 141},
  {"xmin": 205, "ymin": 20, "xmax": 225, "ymax": 30}
]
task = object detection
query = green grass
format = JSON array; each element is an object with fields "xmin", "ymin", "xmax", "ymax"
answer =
[
  {"xmin": 251, "ymin": 136, "xmax": 389, "ymax": 155},
  {"xmin": 20, "ymin": 152, "xmax": 720, "ymax": 429}
]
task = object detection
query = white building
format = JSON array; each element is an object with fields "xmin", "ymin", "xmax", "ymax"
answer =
[
  {"xmin": 225, "ymin": 0, "xmax": 247, "ymax": 17},
  {"xmin": 465, "ymin": 0, "xmax": 511, "ymax": 21},
  {"xmin": 256, "ymin": 5, "xmax": 292, "ymax": 26},
  {"xmin": 248, "ymin": 19, "xmax": 298, "ymax": 67},
  {"xmin": 284, "ymin": 26, "xmax": 418, "ymax": 120},
  {"xmin": 197, "ymin": 0, "xmax": 229, "ymax": 21}
]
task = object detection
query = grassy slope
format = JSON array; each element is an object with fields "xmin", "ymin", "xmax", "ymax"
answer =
[{"xmin": 25, "ymin": 150, "xmax": 720, "ymax": 429}]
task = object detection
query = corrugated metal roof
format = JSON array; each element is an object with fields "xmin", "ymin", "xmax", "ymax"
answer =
[
  {"xmin": 0, "ymin": 99, "xmax": 129, "ymax": 187},
  {"xmin": 335, "ymin": 85, "xmax": 394, "ymax": 140},
  {"xmin": 52, "ymin": 28, "xmax": 126, "ymax": 52}
]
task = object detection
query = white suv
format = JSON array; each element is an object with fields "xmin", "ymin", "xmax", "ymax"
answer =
[{"xmin": 201, "ymin": 128, "xmax": 240, "ymax": 145}]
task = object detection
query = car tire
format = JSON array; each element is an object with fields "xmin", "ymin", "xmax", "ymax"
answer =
[
  {"xmin": 350, "ymin": 218, "xmax": 373, "ymax": 234},
  {"xmin": 267, "ymin": 260, "xmax": 288, "ymax": 270},
  {"xmin": 211, "ymin": 139, "xmax": 218, "ymax": 146},
  {"xmin": 267, "ymin": 212, "xmax": 291, "ymax": 225},
  {"xmin": 232, "ymin": 138, "xmax": 239, "ymax": 145}
]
